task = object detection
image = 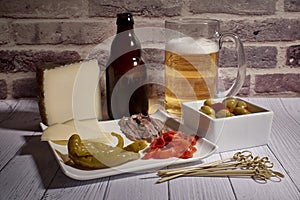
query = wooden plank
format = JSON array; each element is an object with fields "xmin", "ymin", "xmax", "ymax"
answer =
[
  {"xmin": 168, "ymin": 153, "xmax": 236, "ymax": 200},
  {"xmin": 0, "ymin": 132, "xmax": 58, "ymax": 200},
  {"xmin": 42, "ymin": 170, "xmax": 109, "ymax": 200},
  {"xmin": 0, "ymin": 100, "xmax": 42, "ymax": 170},
  {"xmin": 105, "ymin": 172, "xmax": 168, "ymax": 200},
  {"xmin": 0, "ymin": 100, "xmax": 18, "ymax": 124},
  {"xmin": 280, "ymin": 98, "xmax": 300, "ymax": 125},
  {"xmin": 250, "ymin": 98, "xmax": 300, "ymax": 188},
  {"xmin": 221, "ymin": 146, "xmax": 300, "ymax": 200},
  {"xmin": 0, "ymin": 128, "xmax": 35, "ymax": 170},
  {"xmin": 0, "ymin": 100, "xmax": 41, "ymax": 131},
  {"xmin": 0, "ymin": 100, "xmax": 21, "ymax": 122}
]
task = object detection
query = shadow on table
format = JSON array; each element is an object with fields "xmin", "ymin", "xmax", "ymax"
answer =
[
  {"xmin": 0, "ymin": 111, "xmax": 41, "ymax": 131},
  {"xmin": 0, "ymin": 100, "xmax": 42, "ymax": 131},
  {"xmin": 20, "ymin": 135, "xmax": 154, "ymax": 189}
]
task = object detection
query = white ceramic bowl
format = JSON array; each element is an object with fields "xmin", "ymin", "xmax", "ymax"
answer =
[{"xmin": 182, "ymin": 97, "xmax": 273, "ymax": 152}]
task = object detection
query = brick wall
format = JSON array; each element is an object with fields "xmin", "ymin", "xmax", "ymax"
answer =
[{"xmin": 0, "ymin": 0, "xmax": 300, "ymax": 100}]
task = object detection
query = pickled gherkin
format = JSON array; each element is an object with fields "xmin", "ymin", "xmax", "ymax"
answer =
[
  {"xmin": 123, "ymin": 140, "xmax": 148, "ymax": 153},
  {"xmin": 67, "ymin": 133, "xmax": 143, "ymax": 169}
]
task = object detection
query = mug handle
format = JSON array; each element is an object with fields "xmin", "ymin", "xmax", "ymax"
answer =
[{"xmin": 217, "ymin": 33, "xmax": 246, "ymax": 98}]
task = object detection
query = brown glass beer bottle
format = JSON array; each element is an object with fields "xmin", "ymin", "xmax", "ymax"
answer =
[{"xmin": 106, "ymin": 13, "xmax": 148, "ymax": 119}]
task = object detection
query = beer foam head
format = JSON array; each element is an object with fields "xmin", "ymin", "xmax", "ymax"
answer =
[{"xmin": 166, "ymin": 37, "xmax": 219, "ymax": 54}]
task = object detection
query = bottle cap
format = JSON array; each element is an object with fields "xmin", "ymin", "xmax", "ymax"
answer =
[{"xmin": 116, "ymin": 13, "xmax": 134, "ymax": 25}]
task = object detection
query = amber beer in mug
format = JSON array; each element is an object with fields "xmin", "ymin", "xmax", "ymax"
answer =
[{"xmin": 164, "ymin": 19, "xmax": 246, "ymax": 116}]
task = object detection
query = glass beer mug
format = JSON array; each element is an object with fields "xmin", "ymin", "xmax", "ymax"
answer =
[{"xmin": 164, "ymin": 18, "xmax": 246, "ymax": 116}]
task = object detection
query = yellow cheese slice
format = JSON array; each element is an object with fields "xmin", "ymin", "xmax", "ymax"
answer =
[
  {"xmin": 42, "ymin": 119, "xmax": 112, "ymax": 144},
  {"xmin": 66, "ymin": 119, "xmax": 112, "ymax": 143},
  {"xmin": 41, "ymin": 123, "xmax": 76, "ymax": 141}
]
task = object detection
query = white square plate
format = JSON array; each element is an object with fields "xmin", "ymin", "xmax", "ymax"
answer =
[{"xmin": 44, "ymin": 111, "xmax": 217, "ymax": 180}]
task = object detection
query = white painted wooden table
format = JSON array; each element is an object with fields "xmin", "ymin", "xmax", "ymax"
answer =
[{"xmin": 0, "ymin": 98, "xmax": 299, "ymax": 200}]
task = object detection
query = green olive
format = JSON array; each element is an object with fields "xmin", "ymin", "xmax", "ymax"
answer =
[
  {"xmin": 237, "ymin": 100, "xmax": 248, "ymax": 108},
  {"xmin": 223, "ymin": 99, "xmax": 238, "ymax": 110},
  {"xmin": 222, "ymin": 97, "xmax": 236, "ymax": 102},
  {"xmin": 215, "ymin": 109, "xmax": 232, "ymax": 118},
  {"xmin": 204, "ymin": 99, "xmax": 215, "ymax": 107},
  {"xmin": 208, "ymin": 114, "xmax": 216, "ymax": 118},
  {"xmin": 233, "ymin": 107, "xmax": 251, "ymax": 115},
  {"xmin": 229, "ymin": 113, "xmax": 235, "ymax": 117},
  {"xmin": 200, "ymin": 105, "xmax": 215, "ymax": 115}
]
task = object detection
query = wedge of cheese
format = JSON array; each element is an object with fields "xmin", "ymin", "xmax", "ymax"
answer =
[
  {"xmin": 37, "ymin": 59, "xmax": 102, "ymax": 126},
  {"xmin": 37, "ymin": 59, "xmax": 111, "ymax": 143}
]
